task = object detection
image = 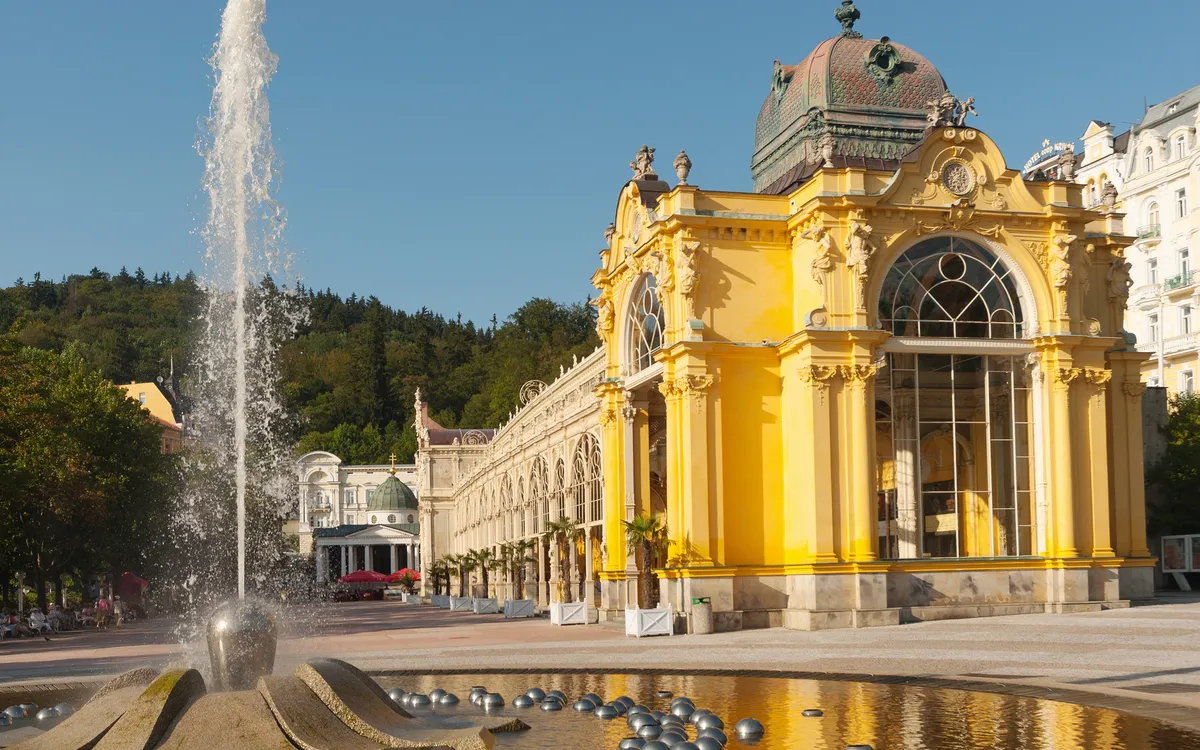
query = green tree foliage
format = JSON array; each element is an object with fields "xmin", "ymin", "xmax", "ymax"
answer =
[
  {"xmin": 1147, "ymin": 393, "xmax": 1200, "ymax": 535},
  {"xmin": 0, "ymin": 272, "xmax": 599, "ymax": 465},
  {"xmin": 0, "ymin": 341, "xmax": 173, "ymax": 609}
]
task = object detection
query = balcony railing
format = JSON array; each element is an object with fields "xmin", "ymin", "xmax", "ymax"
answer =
[
  {"xmin": 1137, "ymin": 224, "xmax": 1162, "ymax": 240},
  {"xmin": 1163, "ymin": 270, "xmax": 1199, "ymax": 292},
  {"xmin": 1164, "ymin": 333, "xmax": 1200, "ymax": 355}
]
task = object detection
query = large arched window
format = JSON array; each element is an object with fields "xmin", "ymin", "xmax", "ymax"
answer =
[
  {"xmin": 517, "ymin": 478, "xmax": 526, "ymax": 537},
  {"xmin": 628, "ymin": 274, "xmax": 663, "ymax": 373},
  {"xmin": 1144, "ymin": 147, "xmax": 1155, "ymax": 173},
  {"xmin": 878, "ymin": 235, "xmax": 1025, "ymax": 339},
  {"xmin": 588, "ymin": 439, "xmax": 603, "ymax": 524},
  {"xmin": 571, "ymin": 443, "xmax": 587, "ymax": 521},
  {"xmin": 531, "ymin": 458, "xmax": 549, "ymax": 531},
  {"xmin": 555, "ymin": 459, "xmax": 566, "ymax": 520},
  {"xmin": 1147, "ymin": 201, "xmax": 1161, "ymax": 230},
  {"xmin": 875, "ymin": 235, "xmax": 1037, "ymax": 562}
]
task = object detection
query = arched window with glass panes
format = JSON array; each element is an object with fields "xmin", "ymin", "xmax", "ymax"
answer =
[
  {"xmin": 874, "ymin": 235, "xmax": 1037, "ymax": 561},
  {"xmin": 517, "ymin": 478, "xmax": 526, "ymax": 537},
  {"xmin": 627, "ymin": 274, "xmax": 664, "ymax": 373},
  {"xmin": 531, "ymin": 458, "xmax": 549, "ymax": 532},
  {"xmin": 554, "ymin": 460, "xmax": 566, "ymax": 520}
]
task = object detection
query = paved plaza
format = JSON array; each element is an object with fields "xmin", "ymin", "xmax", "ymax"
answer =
[{"xmin": 4, "ymin": 597, "xmax": 1200, "ymax": 731}]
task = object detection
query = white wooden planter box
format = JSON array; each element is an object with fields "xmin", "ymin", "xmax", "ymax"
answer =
[
  {"xmin": 503, "ymin": 599, "xmax": 535, "ymax": 618},
  {"xmin": 430, "ymin": 595, "xmax": 450, "ymax": 608},
  {"xmin": 403, "ymin": 594, "xmax": 423, "ymax": 605},
  {"xmin": 472, "ymin": 597, "xmax": 500, "ymax": 614},
  {"xmin": 550, "ymin": 601, "xmax": 588, "ymax": 626},
  {"xmin": 449, "ymin": 596, "xmax": 474, "ymax": 611},
  {"xmin": 625, "ymin": 605, "xmax": 673, "ymax": 637}
]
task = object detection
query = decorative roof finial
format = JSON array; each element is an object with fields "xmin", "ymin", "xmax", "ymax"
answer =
[
  {"xmin": 388, "ymin": 453, "xmax": 397, "ymax": 475},
  {"xmin": 630, "ymin": 144, "xmax": 657, "ymax": 180},
  {"xmin": 835, "ymin": 1, "xmax": 862, "ymax": 38},
  {"xmin": 673, "ymin": 150, "xmax": 692, "ymax": 185}
]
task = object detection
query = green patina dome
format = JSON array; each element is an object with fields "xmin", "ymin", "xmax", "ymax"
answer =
[
  {"xmin": 368, "ymin": 474, "xmax": 419, "ymax": 513},
  {"xmin": 752, "ymin": 4, "xmax": 949, "ymax": 193}
]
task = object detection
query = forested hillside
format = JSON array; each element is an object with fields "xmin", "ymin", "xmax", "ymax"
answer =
[{"xmin": 0, "ymin": 268, "xmax": 598, "ymax": 463}]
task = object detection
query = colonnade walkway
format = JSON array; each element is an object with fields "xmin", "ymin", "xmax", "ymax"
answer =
[{"xmin": 3, "ymin": 598, "xmax": 1200, "ymax": 733}]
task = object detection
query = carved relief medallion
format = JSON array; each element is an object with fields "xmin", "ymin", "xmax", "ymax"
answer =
[{"xmin": 941, "ymin": 161, "xmax": 975, "ymax": 197}]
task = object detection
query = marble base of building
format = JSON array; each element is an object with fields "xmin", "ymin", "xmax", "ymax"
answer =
[{"xmin": 598, "ymin": 561, "xmax": 1159, "ymax": 633}]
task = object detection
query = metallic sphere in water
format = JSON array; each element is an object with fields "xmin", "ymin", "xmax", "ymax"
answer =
[
  {"xmin": 512, "ymin": 695, "xmax": 534, "ymax": 708},
  {"xmin": 525, "ymin": 687, "xmax": 545, "ymax": 701},
  {"xmin": 637, "ymin": 723, "xmax": 663, "ymax": 740},
  {"xmin": 735, "ymin": 717, "xmax": 764, "ymax": 739},
  {"xmin": 698, "ymin": 726, "xmax": 727, "ymax": 744},
  {"xmin": 594, "ymin": 704, "xmax": 618, "ymax": 719},
  {"xmin": 205, "ymin": 598, "xmax": 277, "ymax": 691}
]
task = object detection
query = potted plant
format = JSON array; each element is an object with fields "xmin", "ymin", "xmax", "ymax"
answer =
[
  {"xmin": 468, "ymin": 549, "xmax": 500, "ymax": 613},
  {"xmin": 500, "ymin": 540, "xmax": 536, "ymax": 618},
  {"xmin": 623, "ymin": 513, "xmax": 673, "ymax": 637},
  {"xmin": 544, "ymin": 518, "xmax": 588, "ymax": 625},
  {"xmin": 446, "ymin": 553, "xmax": 476, "ymax": 611},
  {"xmin": 427, "ymin": 560, "xmax": 450, "ymax": 607}
]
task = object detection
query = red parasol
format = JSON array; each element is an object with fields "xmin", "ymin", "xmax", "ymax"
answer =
[
  {"xmin": 387, "ymin": 568, "xmax": 422, "ymax": 583},
  {"xmin": 338, "ymin": 569, "xmax": 390, "ymax": 583},
  {"xmin": 120, "ymin": 571, "xmax": 149, "ymax": 588}
]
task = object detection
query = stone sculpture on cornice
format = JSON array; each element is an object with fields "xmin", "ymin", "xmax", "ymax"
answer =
[
  {"xmin": 846, "ymin": 220, "xmax": 876, "ymax": 311},
  {"xmin": 678, "ymin": 240, "xmax": 700, "ymax": 319},
  {"xmin": 954, "ymin": 97, "xmax": 978, "ymax": 127},
  {"xmin": 630, "ymin": 145, "xmax": 657, "ymax": 180},
  {"xmin": 1107, "ymin": 254, "xmax": 1133, "ymax": 309},
  {"xmin": 1051, "ymin": 233, "xmax": 1076, "ymax": 320},
  {"xmin": 592, "ymin": 291, "xmax": 614, "ymax": 337},
  {"xmin": 604, "ymin": 222, "xmax": 616, "ymax": 246}
]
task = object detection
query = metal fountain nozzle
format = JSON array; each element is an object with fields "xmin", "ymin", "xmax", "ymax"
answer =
[{"xmin": 206, "ymin": 598, "xmax": 277, "ymax": 690}]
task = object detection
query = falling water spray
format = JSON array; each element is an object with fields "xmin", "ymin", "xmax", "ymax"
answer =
[{"xmin": 189, "ymin": 0, "xmax": 299, "ymax": 610}]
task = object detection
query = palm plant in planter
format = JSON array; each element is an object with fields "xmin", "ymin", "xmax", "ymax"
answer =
[
  {"xmin": 444, "ymin": 553, "xmax": 475, "ymax": 598},
  {"xmin": 542, "ymin": 518, "xmax": 584, "ymax": 602},
  {"xmin": 468, "ymin": 549, "xmax": 498, "ymax": 597},
  {"xmin": 623, "ymin": 513, "xmax": 668, "ymax": 608},
  {"xmin": 428, "ymin": 560, "xmax": 449, "ymax": 596}
]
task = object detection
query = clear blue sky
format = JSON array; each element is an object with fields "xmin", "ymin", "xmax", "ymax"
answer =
[{"xmin": 1, "ymin": 1, "xmax": 1196, "ymax": 325}]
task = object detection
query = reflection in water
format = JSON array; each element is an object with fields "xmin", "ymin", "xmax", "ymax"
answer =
[{"xmin": 377, "ymin": 673, "xmax": 1198, "ymax": 750}]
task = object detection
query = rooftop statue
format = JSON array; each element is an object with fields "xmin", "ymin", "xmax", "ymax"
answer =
[{"xmin": 630, "ymin": 144, "xmax": 657, "ymax": 180}]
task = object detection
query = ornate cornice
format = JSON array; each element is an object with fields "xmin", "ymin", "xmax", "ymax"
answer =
[
  {"xmin": 797, "ymin": 365, "xmax": 838, "ymax": 389},
  {"xmin": 1052, "ymin": 367, "xmax": 1083, "ymax": 389},
  {"xmin": 675, "ymin": 374, "xmax": 714, "ymax": 395},
  {"xmin": 839, "ymin": 364, "xmax": 878, "ymax": 383},
  {"xmin": 1083, "ymin": 368, "xmax": 1112, "ymax": 387},
  {"xmin": 1123, "ymin": 381, "xmax": 1148, "ymax": 398}
]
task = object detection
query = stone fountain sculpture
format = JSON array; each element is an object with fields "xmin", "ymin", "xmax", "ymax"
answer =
[{"xmin": 17, "ymin": 599, "xmax": 523, "ymax": 749}]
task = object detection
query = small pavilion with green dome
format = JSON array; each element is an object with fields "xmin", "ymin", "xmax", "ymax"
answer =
[{"xmin": 310, "ymin": 457, "xmax": 422, "ymax": 583}]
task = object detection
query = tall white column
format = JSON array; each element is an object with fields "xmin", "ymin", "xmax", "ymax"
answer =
[
  {"xmin": 341, "ymin": 545, "xmax": 349, "ymax": 576},
  {"xmin": 389, "ymin": 544, "xmax": 398, "ymax": 572},
  {"xmin": 361, "ymin": 545, "xmax": 369, "ymax": 571},
  {"xmin": 414, "ymin": 543, "xmax": 421, "ymax": 574},
  {"xmin": 316, "ymin": 545, "xmax": 327, "ymax": 583}
]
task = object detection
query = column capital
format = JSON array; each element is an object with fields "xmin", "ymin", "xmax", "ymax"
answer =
[{"xmin": 1052, "ymin": 366, "xmax": 1084, "ymax": 390}]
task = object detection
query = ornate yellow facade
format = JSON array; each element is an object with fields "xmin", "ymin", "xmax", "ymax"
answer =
[{"xmin": 592, "ymin": 124, "xmax": 1154, "ymax": 630}]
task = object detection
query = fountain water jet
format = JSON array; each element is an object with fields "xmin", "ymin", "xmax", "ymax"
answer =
[{"xmin": 189, "ymin": 0, "xmax": 298, "ymax": 684}]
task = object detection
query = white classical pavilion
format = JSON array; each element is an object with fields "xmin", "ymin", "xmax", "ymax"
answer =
[{"xmin": 296, "ymin": 451, "xmax": 423, "ymax": 583}]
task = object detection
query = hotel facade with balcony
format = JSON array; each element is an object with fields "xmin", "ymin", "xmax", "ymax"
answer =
[{"xmin": 1110, "ymin": 84, "xmax": 1200, "ymax": 395}]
